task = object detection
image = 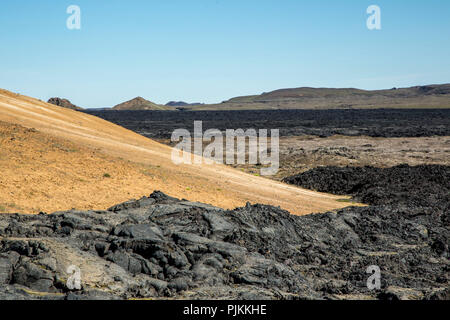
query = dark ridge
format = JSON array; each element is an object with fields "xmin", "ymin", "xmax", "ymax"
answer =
[{"xmin": 283, "ymin": 164, "xmax": 450, "ymax": 208}]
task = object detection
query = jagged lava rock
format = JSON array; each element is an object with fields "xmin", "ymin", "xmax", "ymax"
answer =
[{"xmin": 0, "ymin": 189, "xmax": 448, "ymax": 300}]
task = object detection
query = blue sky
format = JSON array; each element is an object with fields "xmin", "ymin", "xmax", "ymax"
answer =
[{"xmin": 0, "ymin": 0, "xmax": 449, "ymax": 108}]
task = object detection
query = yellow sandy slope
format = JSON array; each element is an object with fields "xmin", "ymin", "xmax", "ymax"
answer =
[{"xmin": 0, "ymin": 89, "xmax": 357, "ymax": 215}]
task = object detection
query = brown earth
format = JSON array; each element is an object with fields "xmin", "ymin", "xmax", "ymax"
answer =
[
  {"xmin": 238, "ymin": 135, "xmax": 450, "ymax": 180},
  {"xmin": 0, "ymin": 121, "xmax": 156, "ymax": 214},
  {"xmin": 156, "ymin": 134, "xmax": 450, "ymax": 181},
  {"xmin": 0, "ymin": 88, "xmax": 356, "ymax": 215},
  {"xmin": 272, "ymin": 135, "xmax": 450, "ymax": 177}
]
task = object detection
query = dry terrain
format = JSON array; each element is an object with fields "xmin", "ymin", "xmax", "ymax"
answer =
[
  {"xmin": 156, "ymin": 135, "xmax": 450, "ymax": 181},
  {"xmin": 0, "ymin": 120, "xmax": 157, "ymax": 214},
  {"xmin": 0, "ymin": 89, "xmax": 354, "ymax": 215},
  {"xmin": 0, "ymin": 89, "xmax": 447, "ymax": 301},
  {"xmin": 231, "ymin": 135, "xmax": 450, "ymax": 180}
]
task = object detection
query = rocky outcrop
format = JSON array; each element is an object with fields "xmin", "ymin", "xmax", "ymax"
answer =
[
  {"xmin": 47, "ymin": 98, "xmax": 83, "ymax": 110},
  {"xmin": 0, "ymin": 189, "xmax": 448, "ymax": 300}
]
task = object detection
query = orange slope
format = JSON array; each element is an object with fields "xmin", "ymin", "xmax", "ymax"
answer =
[{"xmin": 0, "ymin": 89, "xmax": 357, "ymax": 215}]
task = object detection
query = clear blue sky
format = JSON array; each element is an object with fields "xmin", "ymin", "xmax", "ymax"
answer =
[{"xmin": 1, "ymin": 0, "xmax": 449, "ymax": 108}]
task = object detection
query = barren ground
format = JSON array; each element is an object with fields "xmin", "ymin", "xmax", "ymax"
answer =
[
  {"xmin": 0, "ymin": 89, "xmax": 354, "ymax": 215},
  {"xmin": 233, "ymin": 135, "xmax": 450, "ymax": 180},
  {"xmin": 0, "ymin": 121, "xmax": 157, "ymax": 214},
  {"xmin": 157, "ymin": 135, "xmax": 450, "ymax": 181}
]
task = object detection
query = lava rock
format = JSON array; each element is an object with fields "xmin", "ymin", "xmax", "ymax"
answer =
[{"xmin": 0, "ymin": 186, "xmax": 448, "ymax": 300}]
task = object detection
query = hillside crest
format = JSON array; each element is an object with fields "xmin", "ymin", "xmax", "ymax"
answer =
[{"xmin": 113, "ymin": 96, "xmax": 173, "ymax": 110}]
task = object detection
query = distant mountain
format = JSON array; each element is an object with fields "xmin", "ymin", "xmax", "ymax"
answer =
[
  {"xmin": 165, "ymin": 101, "xmax": 204, "ymax": 107},
  {"xmin": 47, "ymin": 97, "xmax": 83, "ymax": 110},
  {"xmin": 112, "ymin": 97, "xmax": 174, "ymax": 111},
  {"xmin": 189, "ymin": 84, "xmax": 450, "ymax": 110},
  {"xmin": 78, "ymin": 84, "xmax": 450, "ymax": 112}
]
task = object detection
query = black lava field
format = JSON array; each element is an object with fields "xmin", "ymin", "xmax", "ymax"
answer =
[
  {"xmin": 1, "ymin": 189, "xmax": 448, "ymax": 300},
  {"xmin": 283, "ymin": 164, "xmax": 450, "ymax": 208},
  {"xmin": 85, "ymin": 109, "xmax": 450, "ymax": 139}
]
